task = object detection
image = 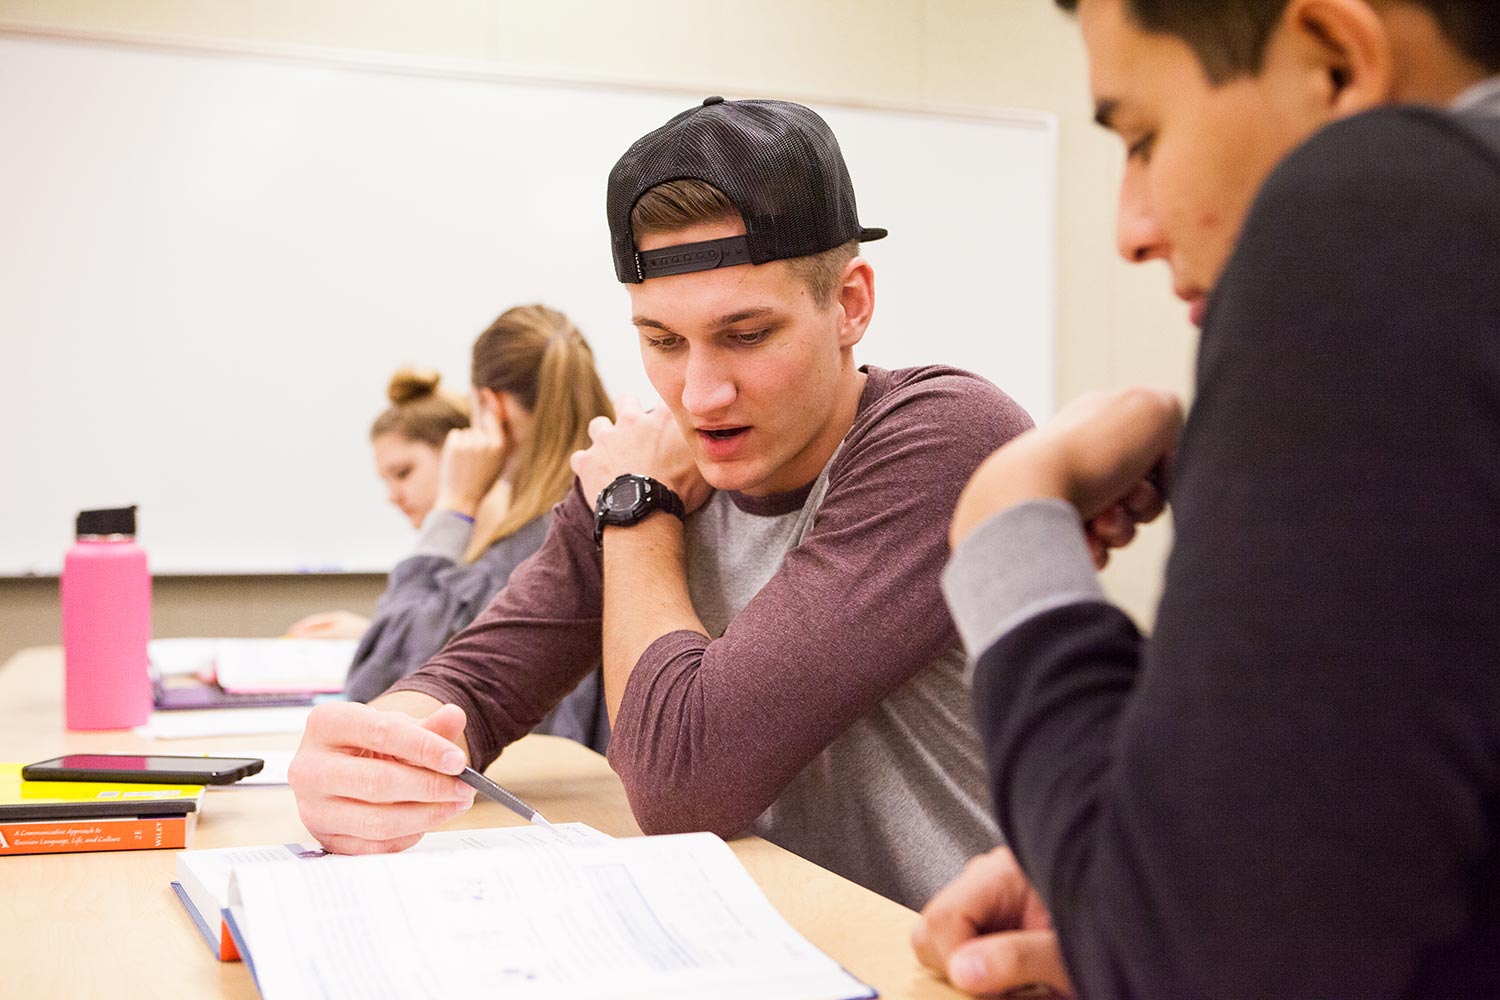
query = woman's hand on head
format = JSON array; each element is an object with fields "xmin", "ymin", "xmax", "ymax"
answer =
[{"xmin": 435, "ymin": 403, "xmax": 510, "ymax": 518}]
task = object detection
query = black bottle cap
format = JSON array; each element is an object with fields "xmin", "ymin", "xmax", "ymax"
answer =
[{"xmin": 76, "ymin": 505, "xmax": 138, "ymax": 538}]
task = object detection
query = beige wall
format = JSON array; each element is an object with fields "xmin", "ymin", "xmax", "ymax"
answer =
[
  {"xmin": 0, "ymin": 574, "xmax": 388, "ymax": 663},
  {"xmin": 0, "ymin": 0, "xmax": 1196, "ymax": 660}
]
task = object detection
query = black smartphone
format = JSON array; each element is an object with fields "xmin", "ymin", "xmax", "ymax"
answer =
[{"xmin": 21, "ymin": 754, "xmax": 265, "ymax": 785}]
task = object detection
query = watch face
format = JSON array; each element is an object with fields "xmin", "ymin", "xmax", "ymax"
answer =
[{"xmin": 607, "ymin": 478, "xmax": 644, "ymax": 512}]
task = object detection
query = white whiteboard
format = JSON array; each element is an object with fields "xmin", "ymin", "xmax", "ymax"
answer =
[{"xmin": 0, "ymin": 31, "xmax": 1056, "ymax": 576}]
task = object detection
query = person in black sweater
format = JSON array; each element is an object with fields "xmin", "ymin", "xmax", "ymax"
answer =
[{"xmin": 914, "ymin": 1, "xmax": 1500, "ymax": 996}]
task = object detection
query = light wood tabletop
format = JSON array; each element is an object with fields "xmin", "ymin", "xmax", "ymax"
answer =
[{"xmin": 0, "ymin": 646, "xmax": 964, "ymax": 999}]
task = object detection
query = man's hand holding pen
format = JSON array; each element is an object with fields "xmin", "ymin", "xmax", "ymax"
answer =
[{"xmin": 288, "ymin": 694, "xmax": 476, "ymax": 855}]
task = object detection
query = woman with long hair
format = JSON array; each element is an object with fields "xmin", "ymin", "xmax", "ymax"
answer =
[{"xmin": 342, "ymin": 304, "xmax": 614, "ymax": 751}]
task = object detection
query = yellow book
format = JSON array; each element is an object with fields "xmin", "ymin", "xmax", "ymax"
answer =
[{"xmin": 0, "ymin": 763, "xmax": 205, "ymax": 822}]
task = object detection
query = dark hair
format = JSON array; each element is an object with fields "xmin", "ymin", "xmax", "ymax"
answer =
[{"xmin": 1054, "ymin": 1, "xmax": 1500, "ymax": 82}]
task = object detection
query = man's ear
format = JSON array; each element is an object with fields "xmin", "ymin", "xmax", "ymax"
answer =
[
  {"xmin": 1285, "ymin": 0, "xmax": 1394, "ymax": 115},
  {"xmin": 835, "ymin": 257, "xmax": 875, "ymax": 350}
]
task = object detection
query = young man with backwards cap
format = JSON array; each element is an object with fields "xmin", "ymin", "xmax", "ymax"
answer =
[
  {"xmin": 288, "ymin": 95, "xmax": 1033, "ymax": 908},
  {"xmin": 912, "ymin": 0, "xmax": 1500, "ymax": 995}
]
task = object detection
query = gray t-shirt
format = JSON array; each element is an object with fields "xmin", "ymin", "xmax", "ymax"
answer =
[{"xmin": 681, "ymin": 462, "xmax": 1003, "ymax": 906}]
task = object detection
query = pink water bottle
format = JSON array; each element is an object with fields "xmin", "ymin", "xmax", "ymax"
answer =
[{"xmin": 61, "ymin": 505, "xmax": 153, "ymax": 730}]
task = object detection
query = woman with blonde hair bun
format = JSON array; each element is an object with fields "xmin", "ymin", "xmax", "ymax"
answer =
[
  {"xmin": 342, "ymin": 304, "xmax": 615, "ymax": 751},
  {"xmin": 286, "ymin": 368, "xmax": 469, "ymax": 642}
]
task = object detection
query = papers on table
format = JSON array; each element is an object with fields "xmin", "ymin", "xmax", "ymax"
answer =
[
  {"xmin": 223, "ymin": 830, "xmax": 874, "ymax": 1000},
  {"xmin": 174, "ymin": 823, "xmax": 614, "ymax": 961},
  {"xmin": 149, "ymin": 637, "xmax": 355, "ymax": 693},
  {"xmin": 145, "ymin": 638, "xmax": 353, "ymax": 727},
  {"xmin": 148, "ymin": 638, "xmax": 222, "ymax": 678},
  {"xmin": 134, "ymin": 706, "xmax": 313, "ymax": 740},
  {"xmin": 202, "ymin": 750, "xmax": 295, "ymax": 786}
]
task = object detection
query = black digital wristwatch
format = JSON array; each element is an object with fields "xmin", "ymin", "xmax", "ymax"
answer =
[{"xmin": 593, "ymin": 474, "xmax": 687, "ymax": 548}]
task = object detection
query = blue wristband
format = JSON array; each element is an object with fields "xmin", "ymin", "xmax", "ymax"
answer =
[{"xmin": 448, "ymin": 510, "xmax": 476, "ymax": 525}]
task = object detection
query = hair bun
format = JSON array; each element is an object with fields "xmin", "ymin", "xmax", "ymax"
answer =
[{"xmin": 386, "ymin": 367, "xmax": 443, "ymax": 405}]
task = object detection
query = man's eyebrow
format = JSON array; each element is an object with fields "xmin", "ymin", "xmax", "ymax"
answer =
[
  {"xmin": 632, "ymin": 316, "xmax": 674, "ymax": 333},
  {"xmin": 632, "ymin": 307, "xmax": 777, "ymax": 334},
  {"xmin": 1094, "ymin": 98, "xmax": 1120, "ymax": 130},
  {"xmin": 712, "ymin": 306, "xmax": 776, "ymax": 328}
]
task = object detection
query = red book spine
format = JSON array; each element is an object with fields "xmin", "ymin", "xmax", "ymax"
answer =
[{"xmin": 0, "ymin": 815, "xmax": 189, "ymax": 855}]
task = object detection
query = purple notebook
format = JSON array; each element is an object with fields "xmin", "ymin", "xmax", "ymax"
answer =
[{"xmin": 153, "ymin": 684, "xmax": 317, "ymax": 711}]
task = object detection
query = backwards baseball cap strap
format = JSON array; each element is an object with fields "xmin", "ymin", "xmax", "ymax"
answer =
[{"xmin": 634, "ymin": 234, "xmax": 753, "ymax": 281}]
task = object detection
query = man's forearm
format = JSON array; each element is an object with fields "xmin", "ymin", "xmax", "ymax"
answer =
[{"xmin": 599, "ymin": 512, "xmax": 708, "ymax": 721}]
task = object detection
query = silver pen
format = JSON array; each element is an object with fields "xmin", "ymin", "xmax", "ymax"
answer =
[{"xmin": 457, "ymin": 766, "xmax": 555, "ymax": 829}]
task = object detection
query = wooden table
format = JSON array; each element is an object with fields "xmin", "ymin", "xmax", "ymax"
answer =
[{"xmin": 0, "ymin": 647, "xmax": 962, "ymax": 998}]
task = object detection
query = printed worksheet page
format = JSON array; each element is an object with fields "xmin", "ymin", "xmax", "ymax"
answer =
[
  {"xmin": 228, "ymin": 831, "xmax": 873, "ymax": 1000},
  {"xmin": 211, "ymin": 638, "xmax": 356, "ymax": 693}
]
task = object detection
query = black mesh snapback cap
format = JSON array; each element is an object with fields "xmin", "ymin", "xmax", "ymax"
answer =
[{"xmin": 607, "ymin": 96, "xmax": 888, "ymax": 283}]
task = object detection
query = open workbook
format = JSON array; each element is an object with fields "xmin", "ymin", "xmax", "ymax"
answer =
[
  {"xmin": 149, "ymin": 637, "xmax": 356, "ymax": 694},
  {"xmin": 179, "ymin": 823, "xmax": 876, "ymax": 1000},
  {"xmin": 174, "ymin": 823, "xmax": 610, "ymax": 961}
]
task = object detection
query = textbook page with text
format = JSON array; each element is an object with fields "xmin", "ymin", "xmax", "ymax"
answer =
[
  {"xmin": 174, "ymin": 822, "xmax": 610, "ymax": 961},
  {"xmin": 225, "ymin": 831, "xmax": 875, "ymax": 1000}
]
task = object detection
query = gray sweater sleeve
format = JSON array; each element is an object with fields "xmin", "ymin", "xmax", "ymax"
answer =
[
  {"xmin": 343, "ymin": 512, "xmax": 549, "ymax": 703},
  {"xmin": 942, "ymin": 498, "xmax": 1105, "ymax": 661}
]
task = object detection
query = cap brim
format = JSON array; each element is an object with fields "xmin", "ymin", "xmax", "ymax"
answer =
[{"xmin": 858, "ymin": 227, "xmax": 888, "ymax": 242}]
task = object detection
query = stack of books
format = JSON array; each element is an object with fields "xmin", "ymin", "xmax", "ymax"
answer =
[{"xmin": 0, "ymin": 762, "xmax": 205, "ymax": 856}]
